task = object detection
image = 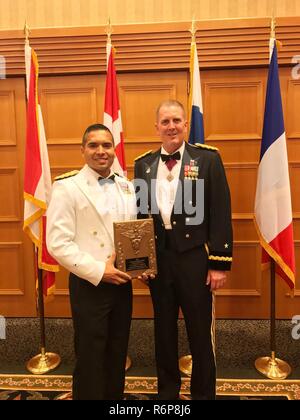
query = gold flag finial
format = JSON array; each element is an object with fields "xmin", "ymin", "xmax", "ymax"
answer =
[
  {"xmin": 270, "ymin": 0, "xmax": 276, "ymax": 38},
  {"xmin": 24, "ymin": 21, "xmax": 30, "ymax": 43},
  {"xmin": 271, "ymin": 15, "xmax": 276, "ymax": 39},
  {"xmin": 189, "ymin": 18, "xmax": 197, "ymax": 43},
  {"xmin": 105, "ymin": 17, "xmax": 113, "ymax": 43},
  {"xmin": 270, "ymin": 10, "xmax": 282, "ymax": 50}
]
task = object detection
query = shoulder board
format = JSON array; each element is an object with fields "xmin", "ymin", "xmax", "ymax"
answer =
[
  {"xmin": 54, "ymin": 170, "xmax": 79, "ymax": 181},
  {"xmin": 114, "ymin": 172, "xmax": 127, "ymax": 180},
  {"xmin": 134, "ymin": 150, "xmax": 152, "ymax": 161},
  {"xmin": 194, "ymin": 143, "xmax": 219, "ymax": 151}
]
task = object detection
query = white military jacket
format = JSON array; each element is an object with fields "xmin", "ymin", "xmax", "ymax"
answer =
[{"xmin": 46, "ymin": 164, "xmax": 137, "ymax": 286}]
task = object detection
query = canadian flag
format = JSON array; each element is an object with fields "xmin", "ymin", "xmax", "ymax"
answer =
[{"xmin": 103, "ymin": 40, "xmax": 126, "ymax": 175}]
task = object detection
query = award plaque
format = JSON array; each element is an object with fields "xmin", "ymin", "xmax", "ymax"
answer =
[{"xmin": 113, "ymin": 218, "xmax": 157, "ymax": 278}]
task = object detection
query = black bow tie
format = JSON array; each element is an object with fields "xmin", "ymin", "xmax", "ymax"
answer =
[
  {"xmin": 98, "ymin": 174, "xmax": 115, "ymax": 185},
  {"xmin": 161, "ymin": 151, "xmax": 181, "ymax": 162}
]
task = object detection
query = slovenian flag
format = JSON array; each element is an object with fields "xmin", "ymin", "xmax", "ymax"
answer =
[
  {"xmin": 188, "ymin": 38, "xmax": 204, "ymax": 144},
  {"xmin": 104, "ymin": 40, "xmax": 126, "ymax": 176},
  {"xmin": 254, "ymin": 38, "xmax": 295, "ymax": 289}
]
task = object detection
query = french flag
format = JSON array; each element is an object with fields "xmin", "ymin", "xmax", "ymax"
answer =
[
  {"xmin": 254, "ymin": 38, "xmax": 295, "ymax": 289},
  {"xmin": 188, "ymin": 39, "xmax": 204, "ymax": 144},
  {"xmin": 104, "ymin": 41, "xmax": 126, "ymax": 175}
]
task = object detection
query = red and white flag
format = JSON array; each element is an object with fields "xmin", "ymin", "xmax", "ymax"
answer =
[
  {"xmin": 103, "ymin": 40, "xmax": 126, "ymax": 175},
  {"xmin": 23, "ymin": 41, "xmax": 59, "ymax": 298},
  {"xmin": 254, "ymin": 38, "xmax": 295, "ymax": 289}
]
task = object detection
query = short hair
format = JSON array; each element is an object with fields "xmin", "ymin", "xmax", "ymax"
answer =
[
  {"xmin": 82, "ymin": 123, "xmax": 114, "ymax": 146},
  {"xmin": 156, "ymin": 100, "xmax": 186, "ymax": 121}
]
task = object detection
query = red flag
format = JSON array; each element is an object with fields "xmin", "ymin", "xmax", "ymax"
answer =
[
  {"xmin": 23, "ymin": 41, "xmax": 59, "ymax": 298},
  {"xmin": 104, "ymin": 40, "xmax": 126, "ymax": 175}
]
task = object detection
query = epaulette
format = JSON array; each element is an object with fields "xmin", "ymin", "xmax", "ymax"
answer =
[
  {"xmin": 194, "ymin": 143, "xmax": 219, "ymax": 151},
  {"xmin": 114, "ymin": 172, "xmax": 127, "ymax": 179},
  {"xmin": 54, "ymin": 170, "xmax": 79, "ymax": 181},
  {"xmin": 134, "ymin": 150, "xmax": 152, "ymax": 161}
]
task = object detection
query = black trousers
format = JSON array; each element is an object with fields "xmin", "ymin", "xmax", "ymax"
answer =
[
  {"xmin": 69, "ymin": 274, "xmax": 132, "ymax": 400},
  {"xmin": 150, "ymin": 231, "xmax": 215, "ymax": 400}
]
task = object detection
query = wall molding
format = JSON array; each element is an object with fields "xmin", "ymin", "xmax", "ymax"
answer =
[{"xmin": 1, "ymin": 17, "xmax": 300, "ymax": 76}]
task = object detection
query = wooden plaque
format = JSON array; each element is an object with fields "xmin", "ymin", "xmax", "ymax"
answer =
[{"xmin": 114, "ymin": 218, "xmax": 157, "ymax": 278}]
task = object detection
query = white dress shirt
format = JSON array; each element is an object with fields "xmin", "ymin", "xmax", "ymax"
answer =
[
  {"xmin": 96, "ymin": 169, "xmax": 126, "ymax": 223},
  {"xmin": 156, "ymin": 142, "xmax": 185, "ymax": 229}
]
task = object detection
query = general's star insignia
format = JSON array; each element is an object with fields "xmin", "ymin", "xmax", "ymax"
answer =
[{"xmin": 224, "ymin": 243, "xmax": 229, "ymax": 249}]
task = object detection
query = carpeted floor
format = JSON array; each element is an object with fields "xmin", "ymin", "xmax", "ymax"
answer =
[{"xmin": 0, "ymin": 374, "xmax": 299, "ymax": 400}]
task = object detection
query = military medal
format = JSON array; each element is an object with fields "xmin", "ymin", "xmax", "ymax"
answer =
[
  {"xmin": 184, "ymin": 160, "xmax": 199, "ymax": 180},
  {"xmin": 119, "ymin": 182, "xmax": 131, "ymax": 194},
  {"xmin": 167, "ymin": 173, "xmax": 174, "ymax": 182}
]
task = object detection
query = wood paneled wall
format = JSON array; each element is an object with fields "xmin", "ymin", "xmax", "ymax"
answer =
[
  {"xmin": 1, "ymin": 0, "xmax": 300, "ymax": 30},
  {"xmin": 2, "ymin": 17, "xmax": 300, "ymax": 77},
  {"xmin": 0, "ymin": 18, "xmax": 299, "ymax": 319},
  {"xmin": 0, "ymin": 77, "xmax": 37, "ymax": 316}
]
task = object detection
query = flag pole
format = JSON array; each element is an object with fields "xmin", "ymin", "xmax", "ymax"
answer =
[
  {"xmin": 187, "ymin": 18, "xmax": 197, "ymax": 128},
  {"xmin": 26, "ymin": 259, "xmax": 60, "ymax": 374},
  {"xmin": 179, "ymin": 18, "xmax": 198, "ymax": 377},
  {"xmin": 104, "ymin": 18, "xmax": 130, "ymax": 371},
  {"xmin": 255, "ymin": 260, "xmax": 291, "ymax": 379},
  {"xmin": 24, "ymin": 22, "xmax": 60, "ymax": 374},
  {"xmin": 105, "ymin": 16, "xmax": 113, "ymax": 44},
  {"xmin": 254, "ymin": 15, "xmax": 291, "ymax": 380}
]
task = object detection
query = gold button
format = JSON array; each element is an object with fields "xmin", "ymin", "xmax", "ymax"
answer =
[
  {"xmin": 93, "ymin": 231, "xmax": 97, "ymax": 235},
  {"xmin": 155, "ymin": 235, "xmax": 158, "ymax": 239},
  {"xmin": 172, "ymin": 221, "xmax": 176, "ymax": 225},
  {"xmin": 186, "ymin": 234, "xmax": 190, "ymax": 238},
  {"xmin": 100, "ymin": 243, "xmax": 104, "ymax": 248}
]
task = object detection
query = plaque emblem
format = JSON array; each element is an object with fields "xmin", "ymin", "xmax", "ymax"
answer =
[{"xmin": 114, "ymin": 219, "xmax": 157, "ymax": 278}]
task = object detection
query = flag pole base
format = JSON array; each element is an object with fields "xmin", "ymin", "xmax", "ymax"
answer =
[
  {"xmin": 26, "ymin": 351, "xmax": 61, "ymax": 375},
  {"xmin": 255, "ymin": 353, "xmax": 291, "ymax": 380},
  {"xmin": 179, "ymin": 354, "xmax": 192, "ymax": 376},
  {"xmin": 125, "ymin": 356, "xmax": 132, "ymax": 371}
]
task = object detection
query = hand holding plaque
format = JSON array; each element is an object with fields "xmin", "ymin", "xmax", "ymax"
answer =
[{"xmin": 113, "ymin": 218, "xmax": 157, "ymax": 278}]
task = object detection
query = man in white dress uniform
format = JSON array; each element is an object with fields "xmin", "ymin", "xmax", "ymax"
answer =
[{"xmin": 47, "ymin": 123, "xmax": 136, "ymax": 400}]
